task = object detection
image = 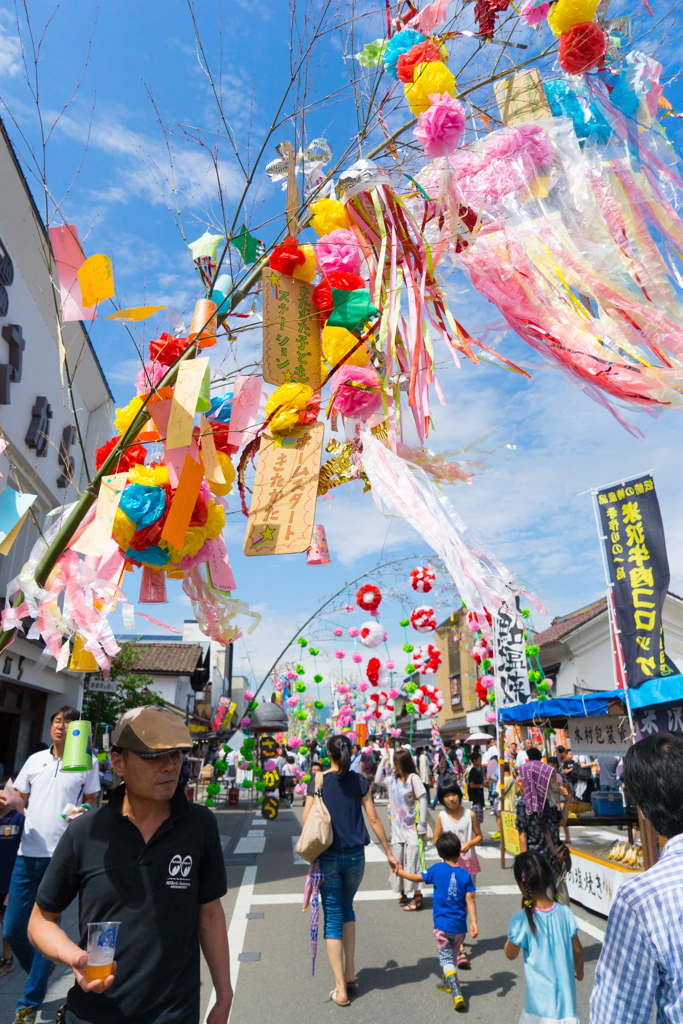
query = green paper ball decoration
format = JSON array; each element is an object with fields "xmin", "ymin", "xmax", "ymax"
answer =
[
  {"xmin": 314, "ymin": 699, "xmax": 325, "ymax": 709},
  {"xmin": 309, "ymin": 647, "xmax": 320, "ymax": 656},
  {"xmin": 297, "ymin": 637, "xmax": 308, "ymax": 647},
  {"xmin": 303, "ymin": 773, "xmax": 311, "ymax": 782},
  {"xmin": 300, "ymin": 747, "xmax": 308, "ymax": 755},
  {"xmin": 214, "ymin": 759, "xmax": 228, "ymax": 772},
  {"xmin": 521, "ymin": 608, "xmax": 531, "ymax": 619},
  {"xmin": 253, "ymin": 766, "xmax": 263, "ymax": 777},
  {"xmin": 255, "ymin": 781, "xmax": 266, "ymax": 791},
  {"xmin": 296, "ymin": 709, "xmax": 307, "ymax": 720},
  {"xmin": 399, "ymin": 618, "xmax": 410, "ymax": 627},
  {"xmin": 314, "ymin": 673, "xmax": 323, "ymax": 684},
  {"xmin": 482, "ymin": 659, "xmax": 491, "ymax": 670},
  {"xmin": 295, "ymin": 681, "xmax": 306, "ymax": 692},
  {"xmin": 402, "ymin": 642, "xmax": 414, "ymax": 653},
  {"xmin": 258, "ymin": 795, "xmax": 264, "ymax": 804},
  {"xmin": 405, "ymin": 663, "xmax": 416, "ymax": 674},
  {"xmin": 322, "ymin": 756, "xmax": 330, "ymax": 764},
  {"xmin": 205, "ymin": 797, "xmax": 215, "ymax": 807},
  {"xmin": 242, "ymin": 779, "xmax": 251, "ymax": 789},
  {"xmin": 207, "ymin": 783, "xmax": 221, "ymax": 795},
  {"xmin": 405, "ymin": 682, "xmax": 418, "ymax": 694},
  {"xmin": 296, "ymin": 663, "xmax": 305, "ymax": 674},
  {"xmin": 317, "ymin": 729, "xmax": 326, "ymax": 740},
  {"xmin": 405, "ymin": 701, "xmax": 416, "ymax": 714}
]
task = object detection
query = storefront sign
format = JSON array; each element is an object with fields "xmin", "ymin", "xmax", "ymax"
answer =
[
  {"xmin": 566, "ymin": 849, "xmax": 636, "ymax": 915},
  {"xmin": 88, "ymin": 677, "xmax": 117, "ymax": 693},
  {"xmin": 568, "ymin": 715, "xmax": 630, "ymax": 758},
  {"xmin": 596, "ymin": 474, "xmax": 679, "ymax": 686},
  {"xmin": 635, "ymin": 704, "xmax": 683, "ymax": 742},
  {"xmin": 494, "ymin": 607, "xmax": 530, "ymax": 705}
]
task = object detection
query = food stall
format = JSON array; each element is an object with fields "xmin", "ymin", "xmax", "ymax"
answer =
[{"xmin": 499, "ymin": 689, "xmax": 643, "ymax": 913}]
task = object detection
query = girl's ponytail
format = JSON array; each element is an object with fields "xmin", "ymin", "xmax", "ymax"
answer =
[{"xmin": 513, "ymin": 852, "xmax": 554, "ymax": 936}]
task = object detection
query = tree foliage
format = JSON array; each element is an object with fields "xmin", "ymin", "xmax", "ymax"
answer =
[{"xmin": 82, "ymin": 643, "xmax": 164, "ymax": 739}]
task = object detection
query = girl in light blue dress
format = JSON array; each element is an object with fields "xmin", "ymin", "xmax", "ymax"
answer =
[{"xmin": 505, "ymin": 852, "xmax": 584, "ymax": 1024}]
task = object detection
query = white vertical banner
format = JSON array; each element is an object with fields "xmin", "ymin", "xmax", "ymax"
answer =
[{"xmin": 494, "ymin": 606, "xmax": 531, "ymax": 707}]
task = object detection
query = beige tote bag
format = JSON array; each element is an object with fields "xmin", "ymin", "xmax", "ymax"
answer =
[{"xmin": 295, "ymin": 770, "xmax": 333, "ymax": 863}]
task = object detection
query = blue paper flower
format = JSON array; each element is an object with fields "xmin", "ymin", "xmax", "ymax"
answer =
[
  {"xmin": 207, "ymin": 391, "xmax": 233, "ymax": 424},
  {"xmin": 124, "ymin": 544, "xmax": 169, "ymax": 567},
  {"xmin": 383, "ymin": 29, "xmax": 425, "ymax": 79},
  {"xmin": 120, "ymin": 484, "xmax": 166, "ymax": 526}
]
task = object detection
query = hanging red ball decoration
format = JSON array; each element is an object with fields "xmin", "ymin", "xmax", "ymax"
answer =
[
  {"xmin": 558, "ymin": 22, "xmax": 607, "ymax": 74},
  {"xmin": 412, "ymin": 644, "xmax": 442, "ymax": 675},
  {"xmin": 411, "ymin": 682, "xmax": 444, "ymax": 716},
  {"xmin": 410, "ymin": 566, "xmax": 435, "ymax": 593},
  {"xmin": 356, "ymin": 584, "xmax": 382, "ymax": 613},
  {"xmin": 268, "ymin": 237, "xmax": 307, "ymax": 275},
  {"xmin": 410, "ymin": 605, "xmax": 436, "ymax": 633}
]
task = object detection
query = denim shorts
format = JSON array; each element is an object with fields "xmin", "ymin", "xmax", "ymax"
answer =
[{"xmin": 318, "ymin": 845, "xmax": 365, "ymax": 940}]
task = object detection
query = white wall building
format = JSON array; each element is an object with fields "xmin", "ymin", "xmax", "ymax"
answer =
[
  {"xmin": 0, "ymin": 121, "xmax": 113, "ymax": 774},
  {"xmin": 536, "ymin": 593, "xmax": 683, "ymax": 695}
]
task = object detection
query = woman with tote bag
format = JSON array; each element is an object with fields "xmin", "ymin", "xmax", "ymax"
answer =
[{"xmin": 302, "ymin": 734, "xmax": 398, "ymax": 1006}]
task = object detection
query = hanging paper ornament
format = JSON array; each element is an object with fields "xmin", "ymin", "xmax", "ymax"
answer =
[
  {"xmin": 414, "ymin": 95, "xmax": 466, "ymax": 159},
  {"xmin": 307, "ymin": 524, "xmax": 331, "ymax": 565},
  {"xmin": 352, "ymin": 652, "xmax": 363, "ymax": 664},
  {"xmin": 412, "ymin": 644, "xmax": 442, "ymax": 674},
  {"xmin": 404, "ymin": 62, "xmax": 456, "ymax": 115},
  {"xmin": 410, "ymin": 566, "xmax": 435, "ymax": 593},
  {"xmin": 396, "ymin": 40, "xmax": 444, "ymax": 83},
  {"xmin": 558, "ymin": 21, "xmax": 607, "ymax": 73},
  {"xmin": 547, "ymin": 0, "xmax": 598, "ymax": 36},
  {"xmin": 486, "ymin": 710, "xmax": 497, "ymax": 723},
  {"xmin": 366, "ymin": 656, "xmax": 390, "ymax": 687},
  {"xmin": 359, "ymin": 620, "xmax": 385, "ymax": 648},
  {"xmin": 365, "ymin": 691, "xmax": 395, "ymax": 721},
  {"xmin": 411, "ymin": 683, "xmax": 444, "ymax": 717},
  {"xmin": 410, "ymin": 606, "xmax": 436, "ymax": 633},
  {"xmin": 480, "ymin": 674, "xmax": 496, "ymax": 690},
  {"xmin": 333, "ymin": 627, "xmax": 344, "ymax": 637},
  {"xmin": 265, "ymin": 382, "xmax": 320, "ymax": 433},
  {"xmin": 288, "ymin": 736, "xmax": 303, "ymax": 750},
  {"xmin": 382, "ymin": 29, "xmax": 426, "ymax": 78},
  {"xmin": 268, "ymin": 237, "xmax": 307, "ymax": 275},
  {"xmin": 315, "ymin": 229, "xmax": 362, "ymax": 277},
  {"xmin": 356, "ymin": 584, "xmax": 381, "ymax": 612},
  {"xmin": 335, "ymin": 649, "xmax": 346, "ymax": 659},
  {"xmin": 348, "ymin": 627, "xmax": 359, "ymax": 638}
]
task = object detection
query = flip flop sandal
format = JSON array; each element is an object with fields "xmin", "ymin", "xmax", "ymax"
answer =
[
  {"xmin": 457, "ymin": 950, "xmax": 470, "ymax": 968},
  {"xmin": 404, "ymin": 896, "xmax": 424, "ymax": 911},
  {"xmin": 329, "ymin": 991, "xmax": 351, "ymax": 1007}
]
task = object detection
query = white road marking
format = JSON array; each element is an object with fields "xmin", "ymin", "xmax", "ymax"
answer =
[
  {"xmin": 573, "ymin": 915, "xmax": 605, "ymax": 943},
  {"xmin": 247, "ymin": 829, "xmax": 265, "ymax": 838},
  {"xmin": 234, "ymin": 836, "xmax": 266, "ymax": 854},
  {"xmin": 203, "ymin": 865, "xmax": 258, "ymax": 1024}
]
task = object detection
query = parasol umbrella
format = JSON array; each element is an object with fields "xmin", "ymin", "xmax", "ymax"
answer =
[
  {"xmin": 303, "ymin": 858, "xmax": 324, "ymax": 975},
  {"xmin": 463, "ymin": 732, "xmax": 493, "ymax": 745}
]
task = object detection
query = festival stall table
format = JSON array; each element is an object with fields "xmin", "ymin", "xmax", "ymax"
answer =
[{"xmin": 499, "ymin": 690, "xmax": 643, "ymax": 906}]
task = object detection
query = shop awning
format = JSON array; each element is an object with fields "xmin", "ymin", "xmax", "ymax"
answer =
[
  {"xmin": 624, "ymin": 674, "xmax": 683, "ymax": 710},
  {"xmin": 499, "ymin": 691, "xmax": 625, "ymax": 725}
]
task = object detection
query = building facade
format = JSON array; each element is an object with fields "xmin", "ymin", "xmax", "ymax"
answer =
[
  {"xmin": 0, "ymin": 120, "xmax": 113, "ymax": 774},
  {"xmin": 433, "ymin": 609, "xmax": 485, "ymax": 739}
]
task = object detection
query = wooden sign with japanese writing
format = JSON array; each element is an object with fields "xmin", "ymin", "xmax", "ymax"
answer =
[
  {"xmin": 494, "ymin": 69, "xmax": 551, "ymax": 127},
  {"xmin": 262, "ymin": 268, "xmax": 322, "ymax": 390},
  {"xmin": 244, "ymin": 422, "xmax": 324, "ymax": 556}
]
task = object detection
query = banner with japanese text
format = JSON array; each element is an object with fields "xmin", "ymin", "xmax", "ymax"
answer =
[
  {"xmin": 597, "ymin": 474, "xmax": 678, "ymax": 687},
  {"xmin": 494, "ymin": 607, "xmax": 531, "ymax": 705}
]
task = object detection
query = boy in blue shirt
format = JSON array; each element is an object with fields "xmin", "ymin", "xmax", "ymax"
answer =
[{"xmin": 394, "ymin": 831, "xmax": 477, "ymax": 1011}]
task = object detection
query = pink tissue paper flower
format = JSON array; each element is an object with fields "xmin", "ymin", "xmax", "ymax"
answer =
[
  {"xmin": 348, "ymin": 627, "xmax": 359, "ymax": 638},
  {"xmin": 352, "ymin": 652, "xmax": 363, "ymax": 664},
  {"xmin": 520, "ymin": 0, "xmax": 550, "ymax": 24},
  {"xmin": 333, "ymin": 627, "xmax": 344, "ymax": 637},
  {"xmin": 335, "ymin": 649, "xmax": 346, "ymax": 659},
  {"xmin": 386, "ymin": 661, "xmax": 395, "ymax": 670},
  {"xmin": 240, "ymin": 717, "xmax": 251, "ymax": 727},
  {"xmin": 315, "ymin": 229, "xmax": 362, "ymax": 277},
  {"xmin": 358, "ymin": 681, "xmax": 369, "ymax": 692},
  {"xmin": 338, "ymin": 683, "xmax": 350, "ymax": 694},
  {"xmin": 344, "ymin": 603, "xmax": 354, "ymax": 613},
  {"xmin": 264, "ymin": 759, "xmax": 276, "ymax": 771},
  {"xmin": 243, "ymin": 690, "xmax": 254, "ymax": 701},
  {"xmin": 136, "ymin": 361, "xmax": 166, "ymax": 396},
  {"xmin": 287, "ymin": 696, "xmax": 299, "ymax": 707},
  {"xmin": 286, "ymin": 671, "xmax": 298, "ymax": 681},
  {"xmin": 388, "ymin": 688, "xmax": 400, "ymax": 699},
  {"xmin": 288, "ymin": 736, "xmax": 303, "ymax": 749},
  {"xmin": 414, "ymin": 93, "xmax": 466, "ymax": 159}
]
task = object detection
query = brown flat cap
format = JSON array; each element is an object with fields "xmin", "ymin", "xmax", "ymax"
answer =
[{"xmin": 111, "ymin": 705, "xmax": 192, "ymax": 753}]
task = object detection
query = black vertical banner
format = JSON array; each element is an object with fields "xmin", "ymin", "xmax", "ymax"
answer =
[{"xmin": 597, "ymin": 474, "xmax": 678, "ymax": 688}]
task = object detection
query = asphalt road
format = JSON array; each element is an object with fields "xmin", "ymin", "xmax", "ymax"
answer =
[{"xmin": 0, "ymin": 795, "xmax": 616, "ymax": 1024}]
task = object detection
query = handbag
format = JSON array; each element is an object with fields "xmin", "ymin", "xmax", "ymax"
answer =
[
  {"xmin": 411, "ymin": 776, "xmax": 434, "ymax": 842},
  {"xmin": 295, "ymin": 770, "xmax": 333, "ymax": 863},
  {"xmin": 541, "ymin": 819, "xmax": 572, "ymax": 873}
]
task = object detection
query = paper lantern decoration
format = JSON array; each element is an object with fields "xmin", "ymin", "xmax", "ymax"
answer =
[
  {"xmin": 366, "ymin": 656, "xmax": 390, "ymax": 687},
  {"xmin": 412, "ymin": 644, "xmax": 442, "ymax": 675},
  {"xmin": 410, "ymin": 606, "xmax": 436, "ymax": 633},
  {"xmin": 307, "ymin": 524, "xmax": 331, "ymax": 565},
  {"xmin": 356, "ymin": 584, "xmax": 381, "ymax": 612},
  {"xmin": 410, "ymin": 565, "xmax": 435, "ymax": 593},
  {"xmin": 359, "ymin": 620, "xmax": 385, "ymax": 648},
  {"xmin": 411, "ymin": 683, "xmax": 444, "ymax": 717},
  {"xmin": 365, "ymin": 691, "xmax": 395, "ymax": 721}
]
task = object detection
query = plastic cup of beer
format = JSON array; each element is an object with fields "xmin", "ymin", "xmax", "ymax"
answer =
[{"xmin": 85, "ymin": 921, "xmax": 120, "ymax": 984}]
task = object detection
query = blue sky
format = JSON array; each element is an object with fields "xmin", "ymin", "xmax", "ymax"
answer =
[{"xmin": 2, "ymin": 0, "xmax": 683, "ymax": 695}]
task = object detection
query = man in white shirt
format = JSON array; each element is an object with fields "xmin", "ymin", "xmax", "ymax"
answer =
[
  {"xmin": 516, "ymin": 738, "xmax": 533, "ymax": 768},
  {"xmin": 482, "ymin": 738, "xmax": 498, "ymax": 766},
  {"xmin": 0, "ymin": 705, "xmax": 99, "ymax": 1024},
  {"xmin": 350, "ymin": 744, "xmax": 362, "ymax": 773}
]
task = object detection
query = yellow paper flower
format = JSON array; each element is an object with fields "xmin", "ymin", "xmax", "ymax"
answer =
[
  {"xmin": 404, "ymin": 63, "xmax": 456, "ymax": 115},
  {"xmin": 128, "ymin": 463, "xmax": 170, "ymax": 488},
  {"xmin": 209, "ymin": 450, "xmax": 235, "ymax": 497},
  {"xmin": 161, "ymin": 500, "xmax": 226, "ymax": 563},
  {"xmin": 112, "ymin": 508, "xmax": 136, "ymax": 552},
  {"xmin": 205, "ymin": 499, "xmax": 225, "ymax": 539},
  {"xmin": 548, "ymin": 0, "xmax": 598, "ymax": 34},
  {"xmin": 265, "ymin": 381, "xmax": 313, "ymax": 433},
  {"xmin": 292, "ymin": 243, "xmax": 317, "ymax": 283},
  {"xmin": 322, "ymin": 325, "xmax": 370, "ymax": 368},
  {"xmin": 309, "ymin": 198, "xmax": 349, "ymax": 237},
  {"xmin": 114, "ymin": 395, "xmax": 145, "ymax": 435}
]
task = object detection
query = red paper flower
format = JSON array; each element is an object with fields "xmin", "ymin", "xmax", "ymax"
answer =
[
  {"xmin": 396, "ymin": 41, "xmax": 443, "ymax": 83},
  {"xmin": 367, "ymin": 657, "xmax": 381, "ymax": 685},
  {"xmin": 313, "ymin": 272, "xmax": 366, "ymax": 321},
  {"xmin": 356, "ymin": 583, "xmax": 382, "ymax": 613},
  {"xmin": 559, "ymin": 22, "xmax": 607, "ymax": 74},
  {"xmin": 149, "ymin": 332, "xmax": 191, "ymax": 366},
  {"xmin": 211, "ymin": 422, "xmax": 239, "ymax": 457},
  {"xmin": 95, "ymin": 436, "xmax": 147, "ymax": 473},
  {"xmin": 268, "ymin": 237, "xmax": 307, "ymax": 275},
  {"xmin": 474, "ymin": 0, "xmax": 510, "ymax": 38}
]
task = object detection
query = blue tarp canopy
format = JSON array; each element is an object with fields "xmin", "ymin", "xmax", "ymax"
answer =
[
  {"xmin": 625, "ymin": 674, "xmax": 683, "ymax": 710},
  {"xmin": 499, "ymin": 691, "xmax": 624, "ymax": 724}
]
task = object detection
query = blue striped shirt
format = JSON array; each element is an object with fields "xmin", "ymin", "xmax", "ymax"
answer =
[{"xmin": 590, "ymin": 832, "xmax": 683, "ymax": 1023}]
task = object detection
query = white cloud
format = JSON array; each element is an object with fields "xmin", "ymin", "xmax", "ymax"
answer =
[{"xmin": 0, "ymin": 10, "xmax": 21, "ymax": 78}]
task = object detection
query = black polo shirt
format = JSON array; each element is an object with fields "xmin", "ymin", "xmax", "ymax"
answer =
[{"xmin": 36, "ymin": 784, "xmax": 227, "ymax": 1024}]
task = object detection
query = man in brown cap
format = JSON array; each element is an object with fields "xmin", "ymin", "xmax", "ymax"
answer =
[{"xmin": 26, "ymin": 706, "xmax": 232, "ymax": 1024}]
